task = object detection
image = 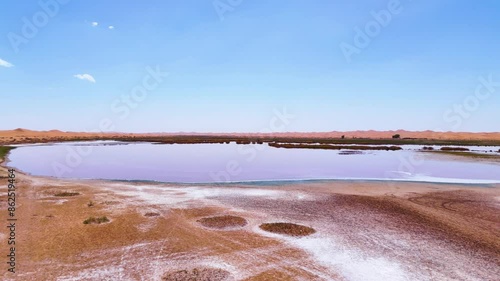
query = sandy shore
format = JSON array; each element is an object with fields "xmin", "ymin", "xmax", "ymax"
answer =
[{"xmin": 0, "ymin": 163, "xmax": 499, "ymax": 281}]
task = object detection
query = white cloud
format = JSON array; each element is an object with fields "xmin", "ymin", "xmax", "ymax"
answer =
[
  {"xmin": 91, "ymin": 21, "xmax": 98, "ymax": 27},
  {"xmin": 0, "ymin": 58, "xmax": 14, "ymax": 68},
  {"xmin": 108, "ymin": 25, "xmax": 114, "ymax": 29},
  {"xmin": 74, "ymin": 74, "xmax": 96, "ymax": 83}
]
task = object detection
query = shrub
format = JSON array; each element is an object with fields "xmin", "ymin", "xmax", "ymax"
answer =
[
  {"xmin": 83, "ymin": 216, "xmax": 110, "ymax": 225},
  {"xmin": 392, "ymin": 134, "xmax": 401, "ymax": 139},
  {"xmin": 0, "ymin": 146, "xmax": 15, "ymax": 161}
]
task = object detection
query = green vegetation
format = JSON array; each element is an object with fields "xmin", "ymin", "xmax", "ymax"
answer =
[
  {"xmin": 392, "ymin": 134, "xmax": 401, "ymax": 139},
  {"xmin": 54, "ymin": 192, "xmax": 80, "ymax": 197},
  {"xmin": 0, "ymin": 146, "xmax": 14, "ymax": 161},
  {"xmin": 83, "ymin": 216, "xmax": 110, "ymax": 225}
]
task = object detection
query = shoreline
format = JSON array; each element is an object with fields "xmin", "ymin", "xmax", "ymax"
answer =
[{"xmin": 6, "ymin": 161, "xmax": 500, "ymax": 187}]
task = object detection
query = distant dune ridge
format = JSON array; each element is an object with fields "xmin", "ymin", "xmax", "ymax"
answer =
[{"xmin": 0, "ymin": 128, "xmax": 499, "ymax": 141}]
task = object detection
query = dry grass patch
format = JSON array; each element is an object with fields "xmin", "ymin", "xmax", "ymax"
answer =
[
  {"xmin": 440, "ymin": 146, "xmax": 470, "ymax": 151},
  {"xmin": 269, "ymin": 143, "xmax": 403, "ymax": 151},
  {"xmin": 54, "ymin": 191, "xmax": 80, "ymax": 197},
  {"xmin": 259, "ymin": 222, "xmax": 316, "ymax": 236},
  {"xmin": 197, "ymin": 215, "xmax": 247, "ymax": 229},
  {"xmin": 162, "ymin": 268, "xmax": 230, "ymax": 281},
  {"xmin": 83, "ymin": 216, "xmax": 110, "ymax": 225}
]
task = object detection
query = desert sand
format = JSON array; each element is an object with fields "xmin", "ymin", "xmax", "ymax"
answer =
[
  {"xmin": 0, "ymin": 160, "xmax": 498, "ymax": 280},
  {"xmin": 1, "ymin": 128, "xmax": 500, "ymax": 146}
]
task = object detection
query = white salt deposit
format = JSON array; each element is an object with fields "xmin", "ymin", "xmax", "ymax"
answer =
[
  {"xmin": 104, "ymin": 183, "xmax": 288, "ymax": 207},
  {"xmin": 294, "ymin": 236, "xmax": 410, "ymax": 281}
]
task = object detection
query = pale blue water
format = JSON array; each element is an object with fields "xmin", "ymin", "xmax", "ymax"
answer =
[{"xmin": 6, "ymin": 142, "xmax": 500, "ymax": 184}]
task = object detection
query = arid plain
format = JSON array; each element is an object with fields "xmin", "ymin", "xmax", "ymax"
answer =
[{"xmin": 0, "ymin": 130, "xmax": 499, "ymax": 280}]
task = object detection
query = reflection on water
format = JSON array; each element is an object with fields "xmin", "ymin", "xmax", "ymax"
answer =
[{"xmin": 6, "ymin": 142, "xmax": 500, "ymax": 184}]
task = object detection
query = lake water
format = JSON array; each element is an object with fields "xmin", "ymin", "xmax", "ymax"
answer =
[{"xmin": 6, "ymin": 142, "xmax": 500, "ymax": 184}]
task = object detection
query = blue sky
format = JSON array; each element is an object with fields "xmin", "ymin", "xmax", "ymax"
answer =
[{"xmin": 0, "ymin": 0, "xmax": 499, "ymax": 133}]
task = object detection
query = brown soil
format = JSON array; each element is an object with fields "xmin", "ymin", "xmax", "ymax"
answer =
[
  {"xmin": 197, "ymin": 215, "xmax": 248, "ymax": 229},
  {"xmin": 1, "ymin": 162, "xmax": 498, "ymax": 280},
  {"xmin": 259, "ymin": 223, "xmax": 316, "ymax": 237}
]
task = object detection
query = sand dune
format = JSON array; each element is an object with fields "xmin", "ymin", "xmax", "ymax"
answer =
[{"xmin": 1, "ymin": 129, "xmax": 499, "ymax": 145}]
